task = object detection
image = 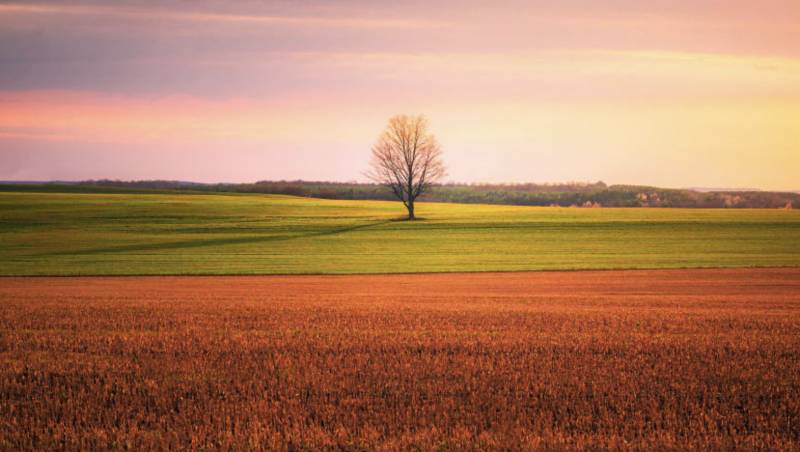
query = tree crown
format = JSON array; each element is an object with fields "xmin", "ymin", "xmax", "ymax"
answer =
[{"xmin": 367, "ymin": 114, "xmax": 445, "ymax": 211}]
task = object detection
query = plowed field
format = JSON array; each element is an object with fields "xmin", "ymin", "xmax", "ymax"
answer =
[{"xmin": 2, "ymin": 268, "xmax": 799, "ymax": 449}]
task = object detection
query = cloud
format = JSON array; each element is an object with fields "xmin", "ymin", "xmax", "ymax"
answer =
[{"xmin": 0, "ymin": 3, "xmax": 447, "ymax": 29}]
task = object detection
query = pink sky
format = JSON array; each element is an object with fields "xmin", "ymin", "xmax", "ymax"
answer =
[{"xmin": 1, "ymin": 1, "xmax": 798, "ymax": 189}]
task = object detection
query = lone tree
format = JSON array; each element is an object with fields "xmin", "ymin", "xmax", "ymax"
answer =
[{"xmin": 368, "ymin": 115, "xmax": 446, "ymax": 220}]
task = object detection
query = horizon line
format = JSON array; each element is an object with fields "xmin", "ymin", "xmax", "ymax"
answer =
[{"xmin": 1, "ymin": 179, "xmax": 798, "ymax": 194}]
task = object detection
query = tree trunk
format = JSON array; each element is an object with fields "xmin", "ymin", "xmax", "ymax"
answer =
[{"xmin": 407, "ymin": 201, "xmax": 415, "ymax": 220}]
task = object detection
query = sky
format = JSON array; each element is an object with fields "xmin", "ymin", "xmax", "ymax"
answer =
[{"xmin": 0, "ymin": 1, "xmax": 798, "ymax": 190}]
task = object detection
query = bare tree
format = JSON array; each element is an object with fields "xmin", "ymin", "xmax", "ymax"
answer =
[{"xmin": 368, "ymin": 115, "xmax": 446, "ymax": 220}]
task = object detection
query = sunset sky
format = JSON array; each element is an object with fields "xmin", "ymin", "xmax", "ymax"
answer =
[{"xmin": 1, "ymin": 1, "xmax": 798, "ymax": 189}]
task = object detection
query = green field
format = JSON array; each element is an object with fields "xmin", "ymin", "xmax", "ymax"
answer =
[{"xmin": 1, "ymin": 188, "xmax": 799, "ymax": 275}]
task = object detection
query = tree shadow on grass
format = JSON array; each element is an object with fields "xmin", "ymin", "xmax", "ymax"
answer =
[
  {"xmin": 389, "ymin": 217, "xmax": 429, "ymax": 222},
  {"xmin": 42, "ymin": 219, "xmax": 393, "ymax": 256}
]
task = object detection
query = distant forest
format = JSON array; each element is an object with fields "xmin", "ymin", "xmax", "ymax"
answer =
[{"xmin": 52, "ymin": 180, "xmax": 799, "ymax": 209}]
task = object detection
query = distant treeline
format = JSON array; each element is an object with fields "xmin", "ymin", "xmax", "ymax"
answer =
[{"xmin": 68, "ymin": 179, "xmax": 799, "ymax": 209}]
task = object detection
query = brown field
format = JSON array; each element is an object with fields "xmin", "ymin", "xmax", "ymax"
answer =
[{"xmin": 1, "ymin": 269, "xmax": 800, "ymax": 450}]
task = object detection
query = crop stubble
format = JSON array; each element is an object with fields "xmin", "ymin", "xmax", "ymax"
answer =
[{"xmin": 1, "ymin": 268, "xmax": 799, "ymax": 449}]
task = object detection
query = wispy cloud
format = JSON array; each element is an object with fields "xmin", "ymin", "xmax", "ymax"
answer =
[{"xmin": 0, "ymin": 3, "xmax": 447, "ymax": 29}]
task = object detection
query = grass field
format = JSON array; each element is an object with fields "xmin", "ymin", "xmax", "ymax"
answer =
[
  {"xmin": 1, "ymin": 188, "xmax": 799, "ymax": 275},
  {"xmin": 1, "ymin": 269, "xmax": 798, "ymax": 449}
]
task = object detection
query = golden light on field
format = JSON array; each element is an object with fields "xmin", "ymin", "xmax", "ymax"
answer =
[
  {"xmin": 2, "ymin": 269, "xmax": 800, "ymax": 448},
  {"xmin": 3, "ymin": 3, "xmax": 800, "ymax": 449}
]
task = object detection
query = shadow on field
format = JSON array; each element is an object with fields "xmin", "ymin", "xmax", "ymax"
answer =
[{"xmin": 43, "ymin": 220, "xmax": 393, "ymax": 256}]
